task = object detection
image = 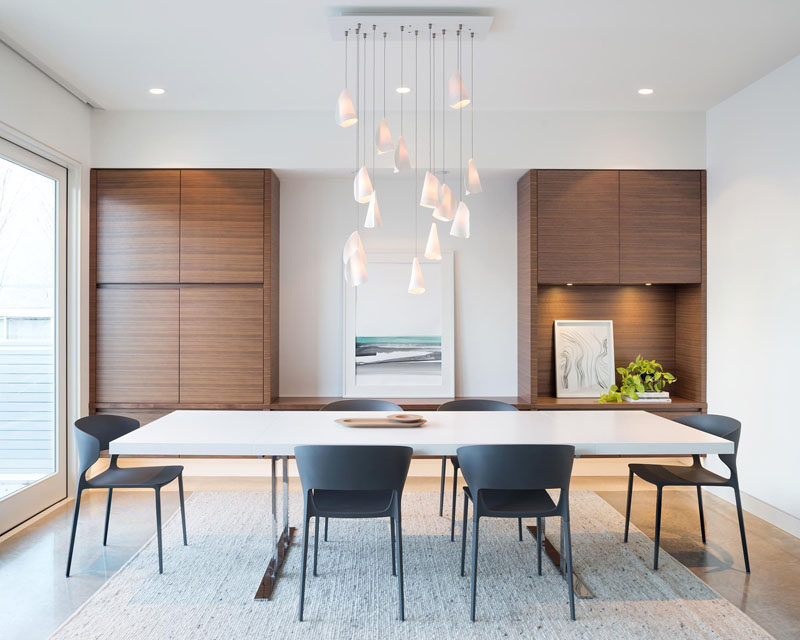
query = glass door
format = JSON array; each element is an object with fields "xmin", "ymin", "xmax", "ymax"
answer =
[{"xmin": 0, "ymin": 138, "xmax": 67, "ymax": 533}]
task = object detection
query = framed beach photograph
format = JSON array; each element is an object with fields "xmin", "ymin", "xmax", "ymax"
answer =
[
  {"xmin": 554, "ymin": 319, "xmax": 615, "ymax": 398},
  {"xmin": 343, "ymin": 252, "xmax": 455, "ymax": 398}
]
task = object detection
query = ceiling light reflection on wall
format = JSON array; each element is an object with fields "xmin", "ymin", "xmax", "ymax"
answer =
[
  {"xmin": 149, "ymin": 88, "xmax": 165, "ymax": 95},
  {"xmin": 638, "ymin": 88, "xmax": 655, "ymax": 95}
]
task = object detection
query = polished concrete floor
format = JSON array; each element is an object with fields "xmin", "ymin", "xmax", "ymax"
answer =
[{"xmin": 0, "ymin": 476, "xmax": 798, "ymax": 640}]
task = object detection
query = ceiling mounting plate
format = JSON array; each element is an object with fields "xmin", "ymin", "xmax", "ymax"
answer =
[{"xmin": 328, "ymin": 14, "xmax": 494, "ymax": 41}]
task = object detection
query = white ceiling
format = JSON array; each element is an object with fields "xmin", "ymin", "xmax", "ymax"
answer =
[{"xmin": 2, "ymin": 0, "xmax": 800, "ymax": 112}]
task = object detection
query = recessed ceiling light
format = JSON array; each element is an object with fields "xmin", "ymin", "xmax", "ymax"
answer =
[
  {"xmin": 396, "ymin": 86, "xmax": 411, "ymax": 94},
  {"xmin": 149, "ymin": 87, "xmax": 166, "ymax": 95},
  {"xmin": 637, "ymin": 88, "xmax": 654, "ymax": 95}
]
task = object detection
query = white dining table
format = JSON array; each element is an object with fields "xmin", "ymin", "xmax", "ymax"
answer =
[{"xmin": 111, "ymin": 409, "xmax": 732, "ymax": 599}]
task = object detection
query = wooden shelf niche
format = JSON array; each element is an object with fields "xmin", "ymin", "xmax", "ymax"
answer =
[{"xmin": 517, "ymin": 170, "xmax": 706, "ymax": 416}]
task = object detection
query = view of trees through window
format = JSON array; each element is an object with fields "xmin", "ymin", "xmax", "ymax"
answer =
[{"xmin": 0, "ymin": 155, "xmax": 56, "ymax": 498}]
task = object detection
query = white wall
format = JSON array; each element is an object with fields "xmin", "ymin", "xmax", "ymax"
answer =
[{"xmin": 707, "ymin": 55, "xmax": 800, "ymax": 535}]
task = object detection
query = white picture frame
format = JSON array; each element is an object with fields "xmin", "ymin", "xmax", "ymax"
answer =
[
  {"xmin": 554, "ymin": 319, "xmax": 615, "ymax": 398},
  {"xmin": 344, "ymin": 251, "xmax": 455, "ymax": 398}
]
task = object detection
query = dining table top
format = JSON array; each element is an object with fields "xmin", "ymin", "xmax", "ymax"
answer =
[{"xmin": 109, "ymin": 409, "xmax": 734, "ymax": 457}]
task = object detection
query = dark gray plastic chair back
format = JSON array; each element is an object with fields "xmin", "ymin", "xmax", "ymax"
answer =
[
  {"xmin": 437, "ymin": 399, "xmax": 518, "ymax": 412},
  {"xmin": 320, "ymin": 399, "xmax": 403, "ymax": 412},
  {"xmin": 295, "ymin": 445, "xmax": 413, "ymax": 493},
  {"xmin": 675, "ymin": 413, "xmax": 742, "ymax": 475},
  {"xmin": 74, "ymin": 415, "xmax": 139, "ymax": 477},
  {"xmin": 457, "ymin": 444, "xmax": 575, "ymax": 502}
]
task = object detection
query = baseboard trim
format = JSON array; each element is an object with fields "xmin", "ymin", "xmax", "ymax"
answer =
[{"xmin": 706, "ymin": 486, "xmax": 800, "ymax": 540}]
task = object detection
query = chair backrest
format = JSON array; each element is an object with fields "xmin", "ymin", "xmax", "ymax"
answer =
[
  {"xmin": 320, "ymin": 399, "xmax": 403, "ymax": 412},
  {"xmin": 74, "ymin": 415, "xmax": 139, "ymax": 478},
  {"xmin": 457, "ymin": 444, "xmax": 575, "ymax": 502},
  {"xmin": 675, "ymin": 413, "xmax": 742, "ymax": 475},
  {"xmin": 295, "ymin": 445, "xmax": 413, "ymax": 494},
  {"xmin": 437, "ymin": 399, "xmax": 519, "ymax": 412}
]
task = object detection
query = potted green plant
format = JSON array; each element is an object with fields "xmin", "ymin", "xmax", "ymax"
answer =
[{"xmin": 598, "ymin": 355, "xmax": 677, "ymax": 403}]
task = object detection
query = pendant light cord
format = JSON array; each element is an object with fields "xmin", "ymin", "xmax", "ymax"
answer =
[
  {"xmin": 432, "ymin": 31, "xmax": 436, "ymax": 178},
  {"xmin": 415, "ymin": 30, "xmax": 419, "ymax": 256},
  {"xmin": 355, "ymin": 26, "xmax": 360, "ymax": 228},
  {"xmin": 471, "ymin": 31, "xmax": 475, "ymax": 159},
  {"xmin": 429, "ymin": 25, "xmax": 433, "ymax": 173},
  {"xmin": 399, "ymin": 26, "xmax": 404, "ymax": 136},
  {"xmin": 458, "ymin": 27, "xmax": 463, "ymax": 200},
  {"xmin": 383, "ymin": 33, "xmax": 387, "ymax": 117},
  {"xmin": 441, "ymin": 29, "xmax": 445, "ymax": 183},
  {"xmin": 363, "ymin": 32, "xmax": 367, "ymax": 171},
  {"xmin": 372, "ymin": 25, "xmax": 376, "ymax": 178}
]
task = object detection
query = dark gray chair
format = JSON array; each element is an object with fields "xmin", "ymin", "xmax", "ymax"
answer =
[
  {"xmin": 624, "ymin": 414, "xmax": 750, "ymax": 572},
  {"xmin": 319, "ymin": 399, "xmax": 403, "ymax": 541},
  {"xmin": 437, "ymin": 399, "xmax": 520, "ymax": 541},
  {"xmin": 295, "ymin": 445, "xmax": 413, "ymax": 621},
  {"xmin": 458, "ymin": 444, "xmax": 576, "ymax": 621},
  {"xmin": 66, "ymin": 415, "xmax": 187, "ymax": 576}
]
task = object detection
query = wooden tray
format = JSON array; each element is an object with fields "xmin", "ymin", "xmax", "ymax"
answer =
[{"xmin": 335, "ymin": 414, "xmax": 427, "ymax": 428}]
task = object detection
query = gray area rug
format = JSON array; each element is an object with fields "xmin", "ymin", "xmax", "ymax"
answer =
[{"xmin": 51, "ymin": 490, "xmax": 771, "ymax": 639}]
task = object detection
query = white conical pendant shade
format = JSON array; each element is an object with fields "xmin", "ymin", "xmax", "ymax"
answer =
[
  {"xmin": 394, "ymin": 136, "xmax": 411, "ymax": 173},
  {"xmin": 424, "ymin": 222, "xmax": 442, "ymax": 260},
  {"xmin": 376, "ymin": 117, "xmax": 394, "ymax": 155},
  {"xmin": 433, "ymin": 183, "xmax": 456, "ymax": 221},
  {"xmin": 465, "ymin": 158, "xmax": 483, "ymax": 195},
  {"xmin": 408, "ymin": 257, "xmax": 425, "ymax": 294},
  {"xmin": 336, "ymin": 89, "xmax": 358, "ymax": 127},
  {"xmin": 364, "ymin": 191, "xmax": 382, "ymax": 228},
  {"xmin": 343, "ymin": 231, "xmax": 368, "ymax": 286},
  {"xmin": 450, "ymin": 201, "xmax": 470, "ymax": 239},
  {"xmin": 448, "ymin": 71, "xmax": 471, "ymax": 109},
  {"xmin": 420, "ymin": 171, "xmax": 440, "ymax": 208},
  {"xmin": 353, "ymin": 166, "xmax": 373, "ymax": 203}
]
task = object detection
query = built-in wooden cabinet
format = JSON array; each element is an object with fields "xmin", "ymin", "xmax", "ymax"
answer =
[
  {"xmin": 620, "ymin": 171, "xmax": 702, "ymax": 284},
  {"xmin": 537, "ymin": 170, "xmax": 620, "ymax": 284},
  {"xmin": 95, "ymin": 287, "xmax": 179, "ymax": 404},
  {"xmin": 180, "ymin": 170, "xmax": 265, "ymax": 283},
  {"xmin": 90, "ymin": 169, "xmax": 279, "ymax": 414},
  {"xmin": 179, "ymin": 287, "xmax": 264, "ymax": 404},
  {"xmin": 518, "ymin": 169, "xmax": 706, "ymax": 417},
  {"xmin": 96, "ymin": 170, "xmax": 180, "ymax": 283}
]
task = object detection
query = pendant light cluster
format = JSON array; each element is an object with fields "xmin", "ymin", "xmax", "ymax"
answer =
[{"xmin": 336, "ymin": 21, "xmax": 484, "ymax": 292}]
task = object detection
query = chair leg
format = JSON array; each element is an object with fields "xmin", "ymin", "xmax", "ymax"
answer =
[
  {"xmin": 536, "ymin": 516, "xmax": 543, "ymax": 576},
  {"xmin": 395, "ymin": 505, "xmax": 405, "ymax": 622},
  {"xmin": 439, "ymin": 456, "xmax": 446, "ymax": 516},
  {"xmin": 518, "ymin": 517, "xmax": 523, "ymax": 542},
  {"xmin": 469, "ymin": 514, "xmax": 480, "ymax": 622},
  {"xmin": 697, "ymin": 486, "xmax": 707, "ymax": 544},
  {"xmin": 102, "ymin": 488, "xmax": 113, "ymax": 546},
  {"xmin": 390, "ymin": 516, "xmax": 397, "ymax": 576},
  {"xmin": 563, "ymin": 515, "xmax": 576, "ymax": 621},
  {"xmin": 178, "ymin": 473, "xmax": 188, "ymax": 546},
  {"xmin": 313, "ymin": 516, "xmax": 320, "ymax": 576},
  {"xmin": 65, "ymin": 488, "xmax": 83, "ymax": 577},
  {"xmin": 450, "ymin": 462, "xmax": 458, "ymax": 541},
  {"xmin": 624, "ymin": 468, "xmax": 634, "ymax": 543},
  {"xmin": 298, "ymin": 514, "xmax": 310, "ymax": 621},
  {"xmin": 460, "ymin": 492, "xmax": 469, "ymax": 576},
  {"xmin": 324, "ymin": 517, "xmax": 329, "ymax": 542},
  {"xmin": 653, "ymin": 486, "xmax": 663, "ymax": 570},
  {"xmin": 733, "ymin": 486, "xmax": 751, "ymax": 573},
  {"xmin": 154, "ymin": 488, "xmax": 164, "ymax": 574}
]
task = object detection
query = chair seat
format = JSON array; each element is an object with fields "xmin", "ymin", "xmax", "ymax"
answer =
[
  {"xmin": 464, "ymin": 486, "xmax": 557, "ymax": 516},
  {"xmin": 310, "ymin": 489, "xmax": 394, "ymax": 517},
  {"xmin": 629, "ymin": 463, "xmax": 728, "ymax": 487},
  {"xmin": 87, "ymin": 465, "xmax": 183, "ymax": 489}
]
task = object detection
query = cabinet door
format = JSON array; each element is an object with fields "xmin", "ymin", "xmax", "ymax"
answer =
[
  {"xmin": 537, "ymin": 170, "xmax": 620, "ymax": 284},
  {"xmin": 179, "ymin": 287, "xmax": 264, "ymax": 403},
  {"xmin": 180, "ymin": 170, "xmax": 264, "ymax": 283},
  {"xmin": 620, "ymin": 171, "xmax": 701, "ymax": 283},
  {"xmin": 96, "ymin": 170, "xmax": 180, "ymax": 283},
  {"xmin": 96, "ymin": 288, "xmax": 179, "ymax": 403}
]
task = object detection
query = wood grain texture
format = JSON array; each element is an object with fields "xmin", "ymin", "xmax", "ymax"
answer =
[
  {"xmin": 179, "ymin": 287, "xmax": 264, "ymax": 404},
  {"xmin": 620, "ymin": 170, "xmax": 702, "ymax": 283},
  {"xmin": 96, "ymin": 170, "xmax": 180, "ymax": 283},
  {"xmin": 271, "ymin": 397, "xmax": 530, "ymax": 411},
  {"xmin": 94, "ymin": 408, "xmax": 172, "ymax": 426},
  {"xmin": 517, "ymin": 171, "xmax": 536, "ymax": 403},
  {"xmin": 89, "ymin": 170, "xmax": 98, "ymax": 409},
  {"xmin": 537, "ymin": 285, "xmax": 677, "ymax": 398},
  {"xmin": 537, "ymin": 170, "xmax": 620, "ymax": 284},
  {"xmin": 534, "ymin": 395, "xmax": 704, "ymax": 412},
  {"xmin": 180, "ymin": 169, "xmax": 264, "ymax": 283},
  {"xmin": 265, "ymin": 170, "xmax": 280, "ymax": 403},
  {"xmin": 96, "ymin": 287, "xmax": 179, "ymax": 404},
  {"xmin": 673, "ymin": 172, "xmax": 707, "ymax": 402}
]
